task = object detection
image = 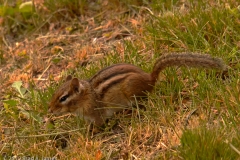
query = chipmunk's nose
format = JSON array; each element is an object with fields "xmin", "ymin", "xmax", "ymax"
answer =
[{"xmin": 48, "ymin": 107, "xmax": 53, "ymax": 113}]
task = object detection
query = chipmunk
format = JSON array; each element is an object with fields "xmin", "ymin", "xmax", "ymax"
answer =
[{"xmin": 48, "ymin": 53, "xmax": 227, "ymax": 126}]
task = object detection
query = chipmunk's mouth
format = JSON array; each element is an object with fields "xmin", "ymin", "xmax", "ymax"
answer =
[
  {"xmin": 48, "ymin": 106, "xmax": 76, "ymax": 116},
  {"xmin": 48, "ymin": 107, "xmax": 53, "ymax": 113},
  {"xmin": 48, "ymin": 107, "xmax": 63, "ymax": 116}
]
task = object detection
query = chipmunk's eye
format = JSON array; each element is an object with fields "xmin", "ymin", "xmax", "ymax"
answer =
[{"xmin": 59, "ymin": 95, "xmax": 69, "ymax": 102}]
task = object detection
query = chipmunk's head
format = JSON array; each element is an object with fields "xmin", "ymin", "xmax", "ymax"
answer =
[{"xmin": 48, "ymin": 75, "xmax": 89, "ymax": 115}]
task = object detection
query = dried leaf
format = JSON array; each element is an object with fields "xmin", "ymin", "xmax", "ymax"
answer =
[{"xmin": 95, "ymin": 150, "xmax": 102, "ymax": 160}]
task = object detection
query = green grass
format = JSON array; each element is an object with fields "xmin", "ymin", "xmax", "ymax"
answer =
[
  {"xmin": 1, "ymin": 0, "xmax": 240, "ymax": 159},
  {"xmin": 180, "ymin": 127, "xmax": 240, "ymax": 160}
]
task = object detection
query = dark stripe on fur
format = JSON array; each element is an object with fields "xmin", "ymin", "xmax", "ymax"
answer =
[
  {"xmin": 89, "ymin": 63, "xmax": 142, "ymax": 88},
  {"xmin": 99, "ymin": 76, "xmax": 127, "ymax": 99}
]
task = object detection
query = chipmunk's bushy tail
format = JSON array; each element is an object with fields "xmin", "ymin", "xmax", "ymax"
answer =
[{"xmin": 151, "ymin": 52, "xmax": 227, "ymax": 82}]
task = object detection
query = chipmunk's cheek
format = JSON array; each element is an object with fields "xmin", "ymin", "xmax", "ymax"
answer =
[
  {"xmin": 48, "ymin": 104, "xmax": 63, "ymax": 115},
  {"xmin": 60, "ymin": 105, "xmax": 71, "ymax": 113},
  {"xmin": 66, "ymin": 100, "xmax": 78, "ymax": 113},
  {"xmin": 69, "ymin": 107, "xmax": 78, "ymax": 113}
]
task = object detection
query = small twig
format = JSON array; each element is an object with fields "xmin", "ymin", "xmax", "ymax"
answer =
[
  {"xmin": 36, "ymin": 34, "xmax": 81, "ymax": 39},
  {"xmin": 2, "ymin": 35, "xmax": 10, "ymax": 50},
  {"xmin": 11, "ymin": 129, "xmax": 83, "ymax": 139},
  {"xmin": 37, "ymin": 62, "xmax": 51, "ymax": 81},
  {"xmin": 34, "ymin": 8, "xmax": 68, "ymax": 33},
  {"xmin": 229, "ymin": 142, "xmax": 240, "ymax": 155},
  {"xmin": 131, "ymin": 5, "xmax": 154, "ymax": 15},
  {"xmin": 184, "ymin": 108, "xmax": 198, "ymax": 127}
]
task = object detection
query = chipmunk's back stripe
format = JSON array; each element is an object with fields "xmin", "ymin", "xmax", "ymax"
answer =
[
  {"xmin": 89, "ymin": 64, "xmax": 127, "ymax": 83},
  {"xmin": 89, "ymin": 63, "xmax": 144, "ymax": 88},
  {"xmin": 98, "ymin": 75, "xmax": 128, "ymax": 98}
]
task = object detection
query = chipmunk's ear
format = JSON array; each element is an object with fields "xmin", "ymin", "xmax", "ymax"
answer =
[
  {"xmin": 66, "ymin": 75, "xmax": 72, "ymax": 81},
  {"xmin": 71, "ymin": 78, "xmax": 80, "ymax": 93}
]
